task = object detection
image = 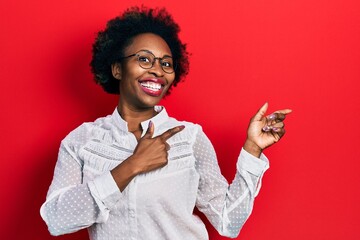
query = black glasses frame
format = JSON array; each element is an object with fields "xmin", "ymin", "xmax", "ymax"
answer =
[{"xmin": 119, "ymin": 50, "xmax": 176, "ymax": 74}]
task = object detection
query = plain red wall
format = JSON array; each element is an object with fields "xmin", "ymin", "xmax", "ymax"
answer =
[{"xmin": 1, "ymin": 0, "xmax": 359, "ymax": 239}]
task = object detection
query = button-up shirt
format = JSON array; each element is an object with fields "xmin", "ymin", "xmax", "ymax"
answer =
[{"xmin": 40, "ymin": 106, "xmax": 269, "ymax": 240}]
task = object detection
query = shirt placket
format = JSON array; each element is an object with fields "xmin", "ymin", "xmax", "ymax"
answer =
[{"xmin": 128, "ymin": 178, "xmax": 138, "ymax": 240}]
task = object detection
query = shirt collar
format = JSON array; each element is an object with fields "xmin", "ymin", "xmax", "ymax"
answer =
[{"xmin": 111, "ymin": 106, "xmax": 169, "ymax": 136}]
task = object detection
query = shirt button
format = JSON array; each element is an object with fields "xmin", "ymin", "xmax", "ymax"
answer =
[{"xmin": 129, "ymin": 209, "xmax": 135, "ymax": 218}]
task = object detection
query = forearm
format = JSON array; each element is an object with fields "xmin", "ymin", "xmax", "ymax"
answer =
[
  {"xmin": 220, "ymin": 149, "xmax": 269, "ymax": 235},
  {"xmin": 40, "ymin": 184, "xmax": 100, "ymax": 236},
  {"xmin": 196, "ymin": 148, "xmax": 269, "ymax": 237},
  {"xmin": 221, "ymin": 168, "xmax": 262, "ymax": 237},
  {"xmin": 110, "ymin": 157, "xmax": 140, "ymax": 192}
]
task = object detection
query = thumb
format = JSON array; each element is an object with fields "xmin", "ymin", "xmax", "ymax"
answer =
[
  {"xmin": 253, "ymin": 102, "xmax": 268, "ymax": 121},
  {"xmin": 144, "ymin": 120, "xmax": 154, "ymax": 138}
]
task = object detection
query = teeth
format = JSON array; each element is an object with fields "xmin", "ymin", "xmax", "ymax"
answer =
[{"xmin": 140, "ymin": 81, "xmax": 162, "ymax": 90}]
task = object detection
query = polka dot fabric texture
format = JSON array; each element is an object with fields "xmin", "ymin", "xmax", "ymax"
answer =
[{"xmin": 40, "ymin": 106, "xmax": 269, "ymax": 240}]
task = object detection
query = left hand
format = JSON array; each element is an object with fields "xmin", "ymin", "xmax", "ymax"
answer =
[{"xmin": 244, "ymin": 102, "xmax": 292, "ymax": 157}]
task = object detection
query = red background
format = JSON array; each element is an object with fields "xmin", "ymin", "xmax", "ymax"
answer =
[{"xmin": 1, "ymin": 0, "xmax": 359, "ymax": 239}]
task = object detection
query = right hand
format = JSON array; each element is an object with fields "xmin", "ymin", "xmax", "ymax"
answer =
[{"xmin": 127, "ymin": 121, "xmax": 185, "ymax": 174}]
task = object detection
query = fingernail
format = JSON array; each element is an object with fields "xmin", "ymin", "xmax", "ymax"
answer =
[
  {"xmin": 268, "ymin": 114, "xmax": 276, "ymax": 120},
  {"xmin": 272, "ymin": 127, "xmax": 279, "ymax": 131},
  {"xmin": 149, "ymin": 120, "xmax": 153, "ymax": 128},
  {"xmin": 178, "ymin": 125, "xmax": 185, "ymax": 130},
  {"xmin": 262, "ymin": 125, "xmax": 271, "ymax": 132}
]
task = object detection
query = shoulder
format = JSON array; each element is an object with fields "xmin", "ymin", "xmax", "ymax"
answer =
[{"xmin": 61, "ymin": 114, "xmax": 113, "ymax": 146}]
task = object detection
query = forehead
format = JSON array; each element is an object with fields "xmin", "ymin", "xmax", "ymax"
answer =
[{"xmin": 124, "ymin": 33, "xmax": 172, "ymax": 56}]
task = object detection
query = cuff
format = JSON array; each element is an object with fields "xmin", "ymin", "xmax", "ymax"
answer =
[
  {"xmin": 237, "ymin": 148, "xmax": 270, "ymax": 176},
  {"xmin": 88, "ymin": 171, "xmax": 122, "ymax": 211}
]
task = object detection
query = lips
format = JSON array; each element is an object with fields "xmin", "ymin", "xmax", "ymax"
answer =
[{"xmin": 138, "ymin": 78, "xmax": 166, "ymax": 97}]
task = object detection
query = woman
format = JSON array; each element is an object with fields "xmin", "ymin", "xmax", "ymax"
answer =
[{"xmin": 40, "ymin": 6, "xmax": 291, "ymax": 240}]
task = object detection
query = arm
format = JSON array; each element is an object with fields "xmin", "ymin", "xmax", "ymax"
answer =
[
  {"xmin": 40, "ymin": 140, "xmax": 122, "ymax": 236},
  {"xmin": 194, "ymin": 129, "xmax": 269, "ymax": 238},
  {"xmin": 195, "ymin": 103, "xmax": 291, "ymax": 237}
]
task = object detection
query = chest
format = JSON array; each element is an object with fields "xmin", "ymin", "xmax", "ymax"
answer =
[{"xmin": 77, "ymin": 134, "xmax": 198, "ymax": 184}]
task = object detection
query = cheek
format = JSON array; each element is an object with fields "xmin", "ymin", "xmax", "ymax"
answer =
[
  {"xmin": 167, "ymin": 74, "xmax": 176, "ymax": 86},
  {"xmin": 120, "ymin": 69, "xmax": 144, "ymax": 88},
  {"xmin": 163, "ymin": 76, "xmax": 176, "ymax": 95},
  {"xmin": 122, "ymin": 62, "xmax": 145, "ymax": 79}
]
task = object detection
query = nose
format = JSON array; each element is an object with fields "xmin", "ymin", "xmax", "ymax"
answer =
[{"xmin": 148, "ymin": 59, "xmax": 164, "ymax": 76}]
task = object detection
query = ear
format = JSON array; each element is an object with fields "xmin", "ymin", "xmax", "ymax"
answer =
[{"xmin": 111, "ymin": 63, "xmax": 122, "ymax": 80}]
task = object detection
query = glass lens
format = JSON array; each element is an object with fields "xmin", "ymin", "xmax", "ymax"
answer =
[
  {"xmin": 137, "ymin": 52, "xmax": 153, "ymax": 69},
  {"xmin": 160, "ymin": 57, "xmax": 174, "ymax": 73}
]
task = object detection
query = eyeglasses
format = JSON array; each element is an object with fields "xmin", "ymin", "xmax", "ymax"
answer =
[{"xmin": 120, "ymin": 50, "xmax": 176, "ymax": 74}]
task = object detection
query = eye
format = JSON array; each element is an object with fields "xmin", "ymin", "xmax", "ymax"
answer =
[
  {"xmin": 138, "ymin": 55, "xmax": 151, "ymax": 63},
  {"xmin": 161, "ymin": 59, "xmax": 173, "ymax": 68}
]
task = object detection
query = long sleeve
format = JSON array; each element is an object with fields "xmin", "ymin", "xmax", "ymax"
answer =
[
  {"xmin": 194, "ymin": 128, "xmax": 269, "ymax": 238},
  {"xmin": 40, "ymin": 132, "xmax": 122, "ymax": 236}
]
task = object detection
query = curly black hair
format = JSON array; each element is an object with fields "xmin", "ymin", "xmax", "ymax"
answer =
[{"xmin": 90, "ymin": 6, "xmax": 190, "ymax": 95}]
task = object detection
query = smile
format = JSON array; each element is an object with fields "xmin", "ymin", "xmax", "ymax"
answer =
[{"xmin": 138, "ymin": 78, "xmax": 166, "ymax": 97}]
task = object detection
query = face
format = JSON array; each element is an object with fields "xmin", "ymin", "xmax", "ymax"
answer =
[{"xmin": 112, "ymin": 33, "xmax": 175, "ymax": 110}]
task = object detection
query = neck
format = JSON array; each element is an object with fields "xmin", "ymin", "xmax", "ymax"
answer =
[{"xmin": 117, "ymin": 104, "xmax": 157, "ymax": 132}]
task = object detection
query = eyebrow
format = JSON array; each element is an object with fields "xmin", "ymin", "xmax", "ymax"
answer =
[{"xmin": 139, "ymin": 49, "xmax": 173, "ymax": 58}]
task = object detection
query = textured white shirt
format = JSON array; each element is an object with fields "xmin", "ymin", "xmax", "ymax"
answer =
[{"xmin": 40, "ymin": 106, "xmax": 269, "ymax": 240}]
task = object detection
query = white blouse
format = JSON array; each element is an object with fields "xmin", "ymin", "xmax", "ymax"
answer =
[{"xmin": 40, "ymin": 106, "xmax": 269, "ymax": 240}]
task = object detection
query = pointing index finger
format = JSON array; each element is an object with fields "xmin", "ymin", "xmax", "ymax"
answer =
[
  {"xmin": 268, "ymin": 109, "xmax": 292, "ymax": 118},
  {"xmin": 160, "ymin": 125, "xmax": 185, "ymax": 141},
  {"xmin": 267, "ymin": 109, "xmax": 292, "ymax": 123},
  {"xmin": 274, "ymin": 109, "xmax": 293, "ymax": 115}
]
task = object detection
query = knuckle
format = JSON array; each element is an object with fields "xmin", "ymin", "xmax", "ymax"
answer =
[{"xmin": 161, "ymin": 143, "xmax": 167, "ymax": 150}]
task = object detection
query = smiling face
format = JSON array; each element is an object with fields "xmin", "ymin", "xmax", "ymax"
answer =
[{"xmin": 112, "ymin": 33, "xmax": 175, "ymax": 111}]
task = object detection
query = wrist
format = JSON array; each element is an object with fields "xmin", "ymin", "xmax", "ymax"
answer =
[
  {"xmin": 124, "ymin": 156, "xmax": 142, "ymax": 176},
  {"xmin": 110, "ymin": 156, "xmax": 140, "ymax": 192},
  {"xmin": 112, "ymin": 156, "xmax": 140, "ymax": 180},
  {"xmin": 243, "ymin": 139, "xmax": 262, "ymax": 158}
]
